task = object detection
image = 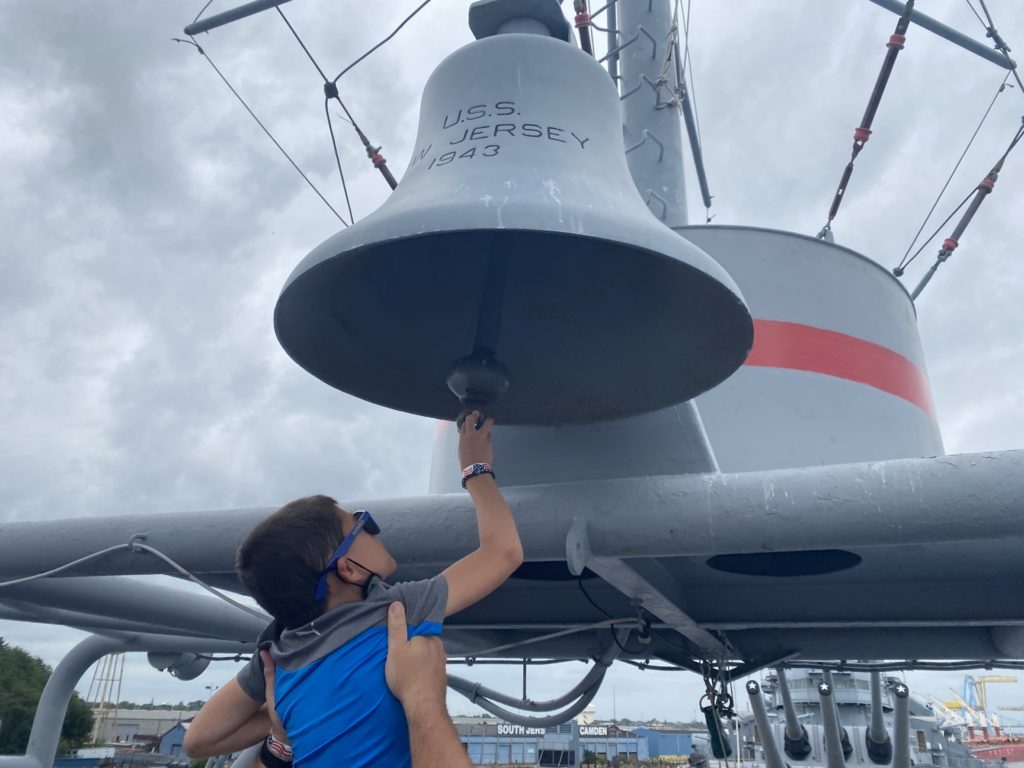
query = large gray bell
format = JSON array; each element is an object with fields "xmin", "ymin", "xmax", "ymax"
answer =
[{"xmin": 275, "ymin": 29, "xmax": 753, "ymax": 425}]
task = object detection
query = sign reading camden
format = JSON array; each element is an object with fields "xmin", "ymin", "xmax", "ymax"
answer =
[
  {"xmin": 409, "ymin": 99, "xmax": 591, "ymax": 172},
  {"xmin": 579, "ymin": 726, "xmax": 608, "ymax": 737},
  {"xmin": 497, "ymin": 724, "xmax": 547, "ymax": 736}
]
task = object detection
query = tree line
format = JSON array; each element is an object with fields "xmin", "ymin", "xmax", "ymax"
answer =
[{"xmin": 0, "ymin": 638, "xmax": 93, "ymax": 756}]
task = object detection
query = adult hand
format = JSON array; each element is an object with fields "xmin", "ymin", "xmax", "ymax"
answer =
[
  {"xmin": 385, "ymin": 602, "xmax": 449, "ymax": 710},
  {"xmin": 260, "ymin": 650, "xmax": 290, "ymax": 745},
  {"xmin": 386, "ymin": 602, "xmax": 471, "ymax": 768}
]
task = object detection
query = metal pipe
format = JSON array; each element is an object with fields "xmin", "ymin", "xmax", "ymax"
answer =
[
  {"xmin": 866, "ymin": 0, "xmax": 1016, "ymax": 70},
  {"xmin": 911, "ymin": 171, "xmax": 997, "ymax": 300},
  {"xmin": 746, "ymin": 681, "xmax": 788, "ymax": 768},
  {"xmin": 0, "ymin": 600, "xmax": 215, "ymax": 639},
  {"xmin": 231, "ymin": 744, "xmax": 261, "ymax": 768},
  {"xmin": 823, "ymin": 670, "xmax": 854, "ymax": 758},
  {"xmin": 619, "ymin": 0, "xmax": 688, "ymax": 227},
  {"xmin": 893, "ymin": 682, "xmax": 911, "ymax": 768},
  {"xmin": 449, "ymin": 628, "xmax": 626, "ymax": 727},
  {"xmin": 867, "ymin": 671, "xmax": 894, "ymax": 764},
  {"xmin": 4, "ymin": 449, "xmax": 1021, "ymax": 577},
  {"xmin": 775, "ymin": 668, "xmax": 804, "ymax": 741},
  {"xmin": 183, "ymin": 0, "xmax": 293, "ymax": 36},
  {"xmin": 8, "ymin": 632, "xmax": 256, "ymax": 768},
  {"xmin": 818, "ymin": 679, "xmax": 848, "ymax": 768},
  {"xmin": 1, "ymin": 577, "xmax": 266, "ymax": 641}
]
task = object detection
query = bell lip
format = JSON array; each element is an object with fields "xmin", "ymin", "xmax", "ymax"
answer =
[
  {"xmin": 274, "ymin": 227, "xmax": 754, "ymax": 426},
  {"xmin": 283, "ymin": 221, "xmax": 748, "ymax": 312}
]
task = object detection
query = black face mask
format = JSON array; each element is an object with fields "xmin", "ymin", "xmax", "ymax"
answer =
[{"xmin": 343, "ymin": 558, "xmax": 381, "ymax": 599}]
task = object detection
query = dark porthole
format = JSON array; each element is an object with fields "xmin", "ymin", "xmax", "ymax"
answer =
[
  {"xmin": 706, "ymin": 549, "xmax": 861, "ymax": 577},
  {"xmin": 511, "ymin": 562, "xmax": 599, "ymax": 581}
]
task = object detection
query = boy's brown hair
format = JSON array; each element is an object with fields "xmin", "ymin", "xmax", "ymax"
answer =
[{"xmin": 236, "ymin": 494, "xmax": 345, "ymax": 629}]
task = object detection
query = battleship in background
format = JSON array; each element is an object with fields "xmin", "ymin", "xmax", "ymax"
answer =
[{"xmin": 694, "ymin": 669, "xmax": 1002, "ymax": 768}]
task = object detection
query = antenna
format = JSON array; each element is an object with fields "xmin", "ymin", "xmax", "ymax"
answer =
[{"xmin": 85, "ymin": 653, "xmax": 125, "ymax": 745}]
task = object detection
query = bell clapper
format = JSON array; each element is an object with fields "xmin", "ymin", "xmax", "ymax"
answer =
[{"xmin": 447, "ymin": 351, "xmax": 511, "ymax": 429}]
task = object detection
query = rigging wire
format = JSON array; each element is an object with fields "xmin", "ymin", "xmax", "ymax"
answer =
[
  {"xmin": 173, "ymin": 36, "xmax": 348, "ymax": 225},
  {"xmin": 0, "ymin": 536, "xmax": 271, "ymax": 622},
  {"xmin": 964, "ymin": 0, "xmax": 987, "ymax": 29},
  {"xmin": 131, "ymin": 540, "xmax": 270, "ymax": 620},
  {"xmin": 192, "ymin": 0, "xmax": 215, "ymax": 25},
  {"xmin": 577, "ymin": 575, "xmax": 640, "ymax": 655},
  {"xmin": 269, "ymin": 2, "xmax": 397, "ymax": 192},
  {"xmin": 894, "ymin": 72, "xmax": 1013, "ymax": 275},
  {"xmin": 273, "ymin": 2, "xmax": 330, "ymax": 82},
  {"xmin": 818, "ymin": 0, "xmax": 916, "ymax": 240},
  {"xmin": 332, "ymin": 0, "xmax": 437, "ymax": 84},
  {"xmin": 325, "ymin": 99, "xmax": 356, "ymax": 224},
  {"xmin": 270, "ymin": 3, "xmax": 362, "ymax": 211},
  {"xmin": 972, "ymin": 0, "xmax": 1024, "ymax": 94},
  {"xmin": 0, "ymin": 544, "xmax": 136, "ymax": 590},
  {"xmin": 894, "ymin": 190, "xmax": 976, "ymax": 273},
  {"xmin": 908, "ymin": 117, "xmax": 1024, "ymax": 298},
  {"xmin": 449, "ymin": 618, "xmax": 641, "ymax": 659},
  {"xmin": 677, "ymin": 0, "xmax": 703, "ymax": 152}
]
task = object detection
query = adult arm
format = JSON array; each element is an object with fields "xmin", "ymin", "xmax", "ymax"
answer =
[
  {"xmin": 442, "ymin": 414, "xmax": 524, "ymax": 617},
  {"xmin": 386, "ymin": 602, "xmax": 472, "ymax": 768}
]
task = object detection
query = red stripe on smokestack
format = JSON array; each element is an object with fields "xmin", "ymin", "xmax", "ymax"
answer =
[{"xmin": 745, "ymin": 319, "xmax": 937, "ymax": 419}]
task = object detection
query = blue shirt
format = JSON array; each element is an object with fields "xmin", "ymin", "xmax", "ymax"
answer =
[
  {"xmin": 275, "ymin": 621, "xmax": 442, "ymax": 768},
  {"xmin": 236, "ymin": 577, "xmax": 448, "ymax": 768}
]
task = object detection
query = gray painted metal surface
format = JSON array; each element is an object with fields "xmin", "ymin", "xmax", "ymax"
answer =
[
  {"xmin": 746, "ymin": 682, "xmax": 788, "ymax": 768},
  {"xmin": 618, "ymin": 0, "xmax": 687, "ymax": 226},
  {"xmin": 893, "ymin": 684, "xmax": 911, "ymax": 768},
  {"xmin": 1, "ymin": 576, "xmax": 266, "ymax": 641},
  {"xmin": 3, "ymin": 449, "xmax": 1024, "ymax": 660},
  {"xmin": 183, "ymin": 0, "xmax": 292, "ymax": 36},
  {"xmin": 274, "ymin": 30, "xmax": 752, "ymax": 425},
  {"xmin": 818, "ymin": 682, "xmax": 847, "ymax": 768},
  {"xmin": 680, "ymin": 225, "xmax": 945, "ymax": 472}
]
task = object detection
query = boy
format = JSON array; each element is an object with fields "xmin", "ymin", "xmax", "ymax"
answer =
[{"xmin": 184, "ymin": 413, "xmax": 522, "ymax": 768}]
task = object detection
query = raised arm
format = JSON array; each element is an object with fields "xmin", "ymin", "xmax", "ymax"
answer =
[
  {"xmin": 442, "ymin": 413, "xmax": 524, "ymax": 617},
  {"xmin": 183, "ymin": 677, "xmax": 269, "ymax": 758}
]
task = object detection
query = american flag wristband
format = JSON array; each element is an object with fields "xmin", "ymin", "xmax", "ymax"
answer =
[
  {"xmin": 267, "ymin": 734, "xmax": 293, "ymax": 761},
  {"xmin": 461, "ymin": 462, "xmax": 495, "ymax": 488}
]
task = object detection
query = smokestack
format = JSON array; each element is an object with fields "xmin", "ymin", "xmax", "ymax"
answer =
[
  {"xmin": 746, "ymin": 681, "xmax": 789, "ymax": 768},
  {"xmin": 867, "ymin": 671, "xmax": 893, "ymax": 764},
  {"xmin": 776, "ymin": 667, "xmax": 812, "ymax": 759},
  {"xmin": 818, "ymin": 680, "xmax": 848, "ymax": 768},
  {"xmin": 893, "ymin": 681, "xmax": 911, "ymax": 768}
]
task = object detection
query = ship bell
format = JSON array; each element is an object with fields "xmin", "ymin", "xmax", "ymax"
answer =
[{"xmin": 274, "ymin": 9, "xmax": 753, "ymax": 425}]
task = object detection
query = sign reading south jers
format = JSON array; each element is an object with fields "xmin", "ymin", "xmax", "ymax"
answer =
[{"xmin": 409, "ymin": 99, "xmax": 591, "ymax": 171}]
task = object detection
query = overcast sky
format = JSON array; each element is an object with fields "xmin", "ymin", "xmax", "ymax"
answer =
[{"xmin": 1, "ymin": 0, "xmax": 1023, "ymax": 725}]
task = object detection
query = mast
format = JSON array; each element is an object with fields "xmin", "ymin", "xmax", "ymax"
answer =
[{"xmin": 618, "ymin": 0, "xmax": 688, "ymax": 226}]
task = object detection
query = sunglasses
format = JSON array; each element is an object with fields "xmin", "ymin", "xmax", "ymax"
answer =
[{"xmin": 313, "ymin": 509, "xmax": 380, "ymax": 601}]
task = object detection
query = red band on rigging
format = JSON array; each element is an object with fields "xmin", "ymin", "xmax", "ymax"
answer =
[
  {"xmin": 888, "ymin": 34, "xmax": 906, "ymax": 49},
  {"xmin": 942, "ymin": 237, "xmax": 959, "ymax": 251},
  {"xmin": 745, "ymin": 319, "xmax": 936, "ymax": 419}
]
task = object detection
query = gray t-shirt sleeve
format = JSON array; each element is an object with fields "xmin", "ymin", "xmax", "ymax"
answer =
[
  {"xmin": 392, "ymin": 575, "xmax": 449, "ymax": 626},
  {"xmin": 235, "ymin": 651, "xmax": 267, "ymax": 702}
]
